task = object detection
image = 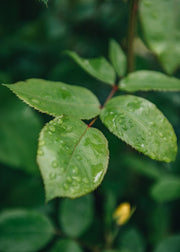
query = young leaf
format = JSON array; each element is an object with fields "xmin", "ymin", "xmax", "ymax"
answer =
[
  {"xmin": 119, "ymin": 71, "xmax": 180, "ymax": 92},
  {"xmin": 67, "ymin": 51, "xmax": 116, "ymax": 85},
  {"xmin": 51, "ymin": 239, "xmax": 83, "ymax": 252},
  {"xmin": 100, "ymin": 95, "xmax": 177, "ymax": 162},
  {"xmin": 150, "ymin": 177, "xmax": 180, "ymax": 202},
  {"xmin": 0, "ymin": 210, "xmax": 54, "ymax": 252},
  {"xmin": 154, "ymin": 235, "xmax": 180, "ymax": 252},
  {"xmin": 4, "ymin": 79, "xmax": 100, "ymax": 120},
  {"xmin": 59, "ymin": 195, "xmax": 94, "ymax": 237},
  {"xmin": 109, "ymin": 39, "xmax": 127, "ymax": 77},
  {"xmin": 140, "ymin": 0, "xmax": 180, "ymax": 75},
  {"xmin": 0, "ymin": 85, "xmax": 42, "ymax": 174},
  {"xmin": 37, "ymin": 116, "xmax": 109, "ymax": 201}
]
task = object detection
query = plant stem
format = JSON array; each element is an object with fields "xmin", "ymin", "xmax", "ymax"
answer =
[
  {"xmin": 127, "ymin": 0, "xmax": 139, "ymax": 73},
  {"xmin": 88, "ymin": 85, "xmax": 118, "ymax": 128}
]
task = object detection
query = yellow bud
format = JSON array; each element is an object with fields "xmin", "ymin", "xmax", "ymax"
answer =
[{"xmin": 113, "ymin": 202, "xmax": 135, "ymax": 226}]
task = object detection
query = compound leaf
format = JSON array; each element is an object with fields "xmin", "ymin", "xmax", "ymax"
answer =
[
  {"xmin": 100, "ymin": 95, "xmax": 177, "ymax": 162},
  {"xmin": 4, "ymin": 79, "xmax": 100, "ymax": 120},
  {"xmin": 0, "ymin": 210, "xmax": 54, "ymax": 252},
  {"xmin": 140, "ymin": 0, "xmax": 180, "ymax": 75},
  {"xmin": 109, "ymin": 39, "xmax": 127, "ymax": 77},
  {"xmin": 119, "ymin": 71, "xmax": 180, "ymax": 92},
  {"xmin": 67, "ymin": 51, "xmax": 116, "ymax": 85},
  {"xmin": 37, "ymin": 116, "xmax": 109, "ymax": 201}
]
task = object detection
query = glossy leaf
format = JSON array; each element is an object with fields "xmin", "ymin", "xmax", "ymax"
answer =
[
  {"xmin": 154, "ymin": 235, "xmax": 180, "ymax": 252},
  {"xmin": 0, "ymin": 85, "xmax": 42, "ymax": 174},
  {"xmin": 4, "ymin": 79, "xmax": 100, "ymax": 120},
  {"xmin": 59, "ymin": 195, "xmax": 94, "ymax": 237},
  {"xmin": 0, "ymin": 210, "xmax": 54, "ymax": 252},
  {"xmin": 67, "ymin": 51, "xmax": 116, "ymax": 85},
  {"xmin": 119, "ymin": 71, "xmax": 180, "ymax": 92},
  {"xmin": 140, "ymin": 0, "xmax": 180, "ymax": 74},
  {"xmin": 151, "ymin": 177, "xmax": 180, "ymax": 202},
  {"xmin": 37, "ymin": 116, "xmax": 109, "ymax": 201},
  {"xmin": 51, "ymin": 239, "xmax": 83, "ymax": 252},
  {"xmin": 100, "ymin": 95, "xmax": 177, "ymax": 162},
  {"xmin": 109, "ymin": 39, "xmax": 127, "ymax": 77}
]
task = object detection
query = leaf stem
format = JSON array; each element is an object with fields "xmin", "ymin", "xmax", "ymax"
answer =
[
  {"xmin": 88, "ymin": 85, "xmax": 118, "ymax": 128},
  {"xmin": 127, "ymin": 0, "xmax": 139, "ymax": 73}
]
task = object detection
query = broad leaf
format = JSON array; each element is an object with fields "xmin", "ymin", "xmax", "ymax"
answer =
[
  {"xmin": 154, "ymin": 235, "xmax": 180, "ymax": 252},
  {"xmin": 100, "ymin": 95, "xmax": 177, "ymax": 162},
  {"xmin": 4, "ymin": 79, "xmax": 100, "ymax": 120},
  {"xmin": 51, "ymin": 239, "xmax": 83, "ymax": 252},
  {"xmin": 150, "ymin": 177, "xmax": 180, "ymax": 202},
  {"xmin": 0, "ymin": 210, "xmax": 54, "ymax": 252},
  {"xmin": 59, "ymin": 195, "xmax": 94, "ymax": 237},
  {"xmin": 109, "ymin": 39, "xmax": 127, "ymax": 77},
  {"xmin": 118, "ymin": 228, "xmax": 146, "ymax": 252},
  {"xmin": 119, "ymin": 71, "xmax": 180, "ymax": 92},
  {"xmin": 67, "ymin": 51, "xmax": 116, "ymax": 85},
  {"xmin": 37, "ymin": 116, "xmax": 109, "ymax": 201},
  {"xmin": 0, "ymin": 85, "xmax": 42, "ymax": 174},
  {"xmin": 140, "ymin": 0, "xmax": 180, "ymax": 74}
]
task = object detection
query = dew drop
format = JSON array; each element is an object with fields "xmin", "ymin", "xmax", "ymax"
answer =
[
  {"xmin": 52, "ymin": 160, "xmax": 58, "ymax": 168},
  {"xmin": 39, "ymin": 140, "xmax": 45, "ymax": 146},
  {"xmin": 76, "ymin": 155, "xmax": 82, "ymax": 161},
  {"xmin": 64, "ymin": 183, "xmax": 69, "ymax": 190},
  {"xmin": 37, "ymin": 149, "xmax": 44, "ymax": 156},
  {"xmin": 83, "ymin": 178, "xmax": 89, "ymax": 184},
  {"xmin": 67, "ymin": 176, "xmax": 72, "ymax": 183},
  {"xmin": 72, "ymin": 167, "xmax": 79, "ymax": 174},
  {"xmin": 49, "ymin": 172, "xmax": 56, "ymax": 180},
  {"xmin": 31, "ymin": 99, "xmax": 40, "ymax": 104},
  {"xmin": 49, "ymin": 125, "xmax": 55, "ymax": 132},
  {"xmin": 73, "ymin": 176, "xmax": 81, "ymax": 182}
]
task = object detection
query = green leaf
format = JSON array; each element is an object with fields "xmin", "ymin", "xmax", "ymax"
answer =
[
  {"xmin": 119, "ymin": 71, "xmax": 180, "ymax": 92},
  {"xmin": 0, "ymin": 210, "xmax": 54, "ymax": 252},
  {"xmin": 150, "ymin": 177, "xmax": 180, "ymax": 202},
  {"xmin": 109, "ymin": 39, "xmax": 127, "ymax": 77},
  {"xmin": 140, "ymin": 0, "xmax": 180, "ymax": 74},
  {"xmin": 51, "ymin": 239, "xmax": 83, "ymax": 252},
  {"xmin": 37, "ymin": 116, "xmax": 109, "ymax": 201},
  {"xmin": 4, "ymin": 79, "xmax": 100, "ymax": 120},
  {"xmin": 0, "ymin": 85, "xmax": 42, "ymax": 174},
  {"xmin": 59, "ymin": 195, "xmax": 94, "ymax": 237},
  {"xmin": 118, "ymin": 228, "xmax": 146, "ymax": 252},
  {"xmin": 67, "ymin": 51, "xmax": 116, "ymax": 85},
  {"xmin": 154, "ymin": 235, "xmax": 180, "ymax": 252},
  {"xmin": 100, "ymin": 95, "xmax": 177, "ymax": 162}
]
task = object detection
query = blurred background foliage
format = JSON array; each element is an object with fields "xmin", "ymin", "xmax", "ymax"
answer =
[{"xmin": 0, "ymin": 0, "xmax": 180, "ymax": 251}]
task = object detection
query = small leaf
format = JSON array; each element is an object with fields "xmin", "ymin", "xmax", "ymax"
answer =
[
  {"xmin": 0, "ymin": 210, "xmax": 54, "ymax": 252},
  {"xmin": 67, "ymin": 51, "xmax": 116, "ymax": 85},
  {"xmin": 37, "ymin": 116, "xmax": 109, "ymax": 201},
  {"xmin": 0, "ymin": 85, "xmax": 42, "ymax": 174},
  {"xmin": 51, "ymin": 239, "xmax": 83, "ymax": 252},
  {"xmin": 100, "ymin": 95, "xmax": 177, "ymax": 162},
  {"xmin": 109, "ymin": 39, "xmax": 127, "ymax": 77},
  {"xmin": 150, "ymin": 177, "xmax": 180, "ymax": 202},
  {"xmin": 140, "ymin": 0, "xmax": 180, "ymax": 74},
  {"xmin": 154, "ymin": 235, "xmax": 180, "ymax": 252},
  {"xmin": 59, "ymin": 195, "xmax": 94, "ymax": 237},
  {"xmin": 4, "ymin": 79, "xmax": 100, "ymax": 120},
  {"xmin": 119, "ymin": 71, "xmax": 180, "ymax": 92}
]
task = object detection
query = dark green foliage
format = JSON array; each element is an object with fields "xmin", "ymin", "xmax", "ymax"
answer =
[{"xmin": 0, "ymin": 0, "xmax": 180, "ymax": 252}]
